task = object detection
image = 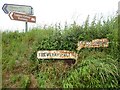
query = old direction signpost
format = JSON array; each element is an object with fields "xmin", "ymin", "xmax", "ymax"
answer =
[
  {"xmin": 37, "ymin": 50, "xmax": 78, "ymax": 60},
  {"xmin": 9, "ymin": 12, "xmax": 36, "ymax": 23},
  {"xmin": 2, "ymin": 4, "xmax": 110, "ymax": 66},
  {"xmin": 2, "ymin": 3, "xmax": 33, "ymax": 15},
  {"xmin": 2, "ymin": 3, "xmax": 35, "ymax": 32},
  {"xmin": 77, "ymin": 38, "xmax": 109, "ymax": 50}
]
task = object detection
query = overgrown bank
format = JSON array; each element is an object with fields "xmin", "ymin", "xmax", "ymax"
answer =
[{"xmin": 2, "ymin": 15, "xmax": 119, "ymax": 88}]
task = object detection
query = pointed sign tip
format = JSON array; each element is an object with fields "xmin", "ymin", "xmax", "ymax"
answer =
[
  {"xmin": 2, "ymin": 4, "xmax": 8, "ymax": 14},
  {"xmin": 9, "ymin": 12, "xmax": 14, "ymax": 20}
]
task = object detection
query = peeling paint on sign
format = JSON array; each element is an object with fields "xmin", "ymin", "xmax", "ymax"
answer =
[
  {"xmin": 77, "ymin": 38, "xmax": 109, "ymax": 50},
  {"xmin": 37, "ymin": 50, "xmax": 78, "ymax": 60}
]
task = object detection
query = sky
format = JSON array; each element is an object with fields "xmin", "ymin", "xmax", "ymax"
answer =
[{"xmin": 0, "ymin": 0, "xmax": 119, "ymax": 32}]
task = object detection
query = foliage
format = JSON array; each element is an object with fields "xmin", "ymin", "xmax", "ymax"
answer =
[
  {"xmin": 2, "ymin": 15, "xmax": 119, "ymax": 88},
  {"xmin": 62, "ymin": 54, "xmax": 118, "ymax": 88}
]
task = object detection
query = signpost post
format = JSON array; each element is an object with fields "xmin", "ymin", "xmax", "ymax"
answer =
[
  {"xmin": 25, "ymin": 22, "xmax": 28, "ymax": 32},
  {"xmin": 2, "ymin": 3, "xmax": 35, "ymax": 32}
]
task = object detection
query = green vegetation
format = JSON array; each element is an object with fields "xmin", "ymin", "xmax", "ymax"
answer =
[{"xmin": 2, "ymin": 15, "xmax": 119, "ymax": 88}]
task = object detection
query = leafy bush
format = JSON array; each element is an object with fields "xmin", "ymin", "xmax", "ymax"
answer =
[{"xmin": 62, "ymin": 55, "xmax": 118, "ymax": 88}]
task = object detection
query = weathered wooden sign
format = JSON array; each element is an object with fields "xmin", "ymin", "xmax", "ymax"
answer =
[
  {"xmin": 37, "ymin": 50, "xmax": 78, "ymax": 60},
  {"xmin": 77, "ymin": 38, "xmax": 109, "ymax": 50},
  {"xmin": 9, "ymin": 12, "xmax": 36, "ymax": 23},
  {"xmin": 2, "ymin": 3, "xmax": 33, "ymax": 15}
]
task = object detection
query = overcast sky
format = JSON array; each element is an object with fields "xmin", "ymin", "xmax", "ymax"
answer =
[{"xmin": 0, "ymin": 0, "xmax": 119, "ymax": 32}]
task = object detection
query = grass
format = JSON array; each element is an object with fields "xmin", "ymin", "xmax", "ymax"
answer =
[{"xmin": 2, "ymin": 15, "xmax": 119, "ymax": 88}]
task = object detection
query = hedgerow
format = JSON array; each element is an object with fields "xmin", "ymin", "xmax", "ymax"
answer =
[{"xmin": 2, "ymin": 15, "xmax": 119, "ymax": 88}]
